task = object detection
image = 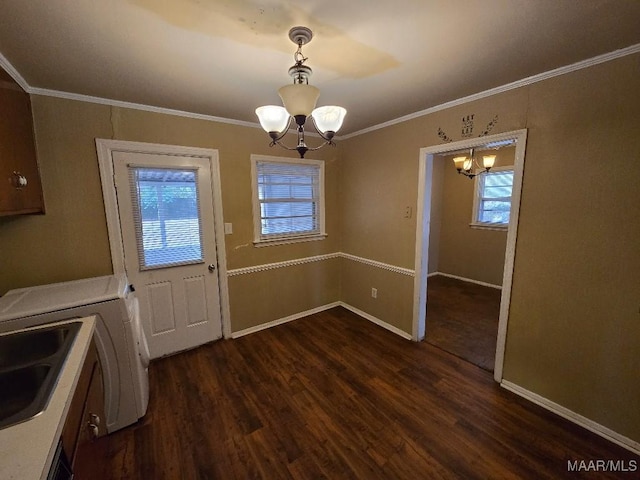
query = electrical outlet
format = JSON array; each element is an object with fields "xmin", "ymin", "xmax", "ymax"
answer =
[{"xmin": 371, "ymin": 287, "xmax": 377, "ymax": 299}]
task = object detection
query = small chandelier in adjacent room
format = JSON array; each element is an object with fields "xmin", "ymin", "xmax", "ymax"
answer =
[
  {"xmin": 453, "ymin": 148, "xmax": 496, "ymax": 179},
  {"xmin": 255, "ymin": 26, "xmax": 347, "ymax": 158}
]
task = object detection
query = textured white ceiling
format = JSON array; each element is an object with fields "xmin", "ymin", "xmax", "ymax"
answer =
[{"xmin": 1, "ymin": 0, "xmax": 639, "ymax": 134}]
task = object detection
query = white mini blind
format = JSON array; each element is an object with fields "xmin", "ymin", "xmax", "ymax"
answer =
[
  {"xmin": 256, "ymin": 161, "xmax": 321, "ymax": 239},
  {"xmin": 476, "ymin": 169, "xmax": 514, "ymax": 225},
  {"xmin": 128, "ymin": 167, "xmax": 204, "ymax": 270}
]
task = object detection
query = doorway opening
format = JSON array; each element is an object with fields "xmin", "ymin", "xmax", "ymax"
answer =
[
  {"xmin": 426, "ymin": 271, "xmax": 503, "ymax": 371},
  {"xmin": 425, "ymin": 144, "xmax": 515, "ymax": 371},
  {"xmin": 412, "ymin": 129, "xmax": 527, "ymax": 382}
]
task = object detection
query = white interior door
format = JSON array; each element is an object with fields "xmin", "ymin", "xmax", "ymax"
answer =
[{"xmin": 112, "ymin": 151, "xmax": 222, "ymax": 358}]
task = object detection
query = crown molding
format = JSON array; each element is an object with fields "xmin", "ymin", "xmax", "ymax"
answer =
[
  {"xmin": 27, "ymin": 86, "xmax": 326, "ymax": 138},
  {"xmin": 1, "ymin": 43, "xmax": 638, "ymax": 137},
  {"xmin": 339, "ymin": 43, "xmax": 640, "ymax": 140},
  {"xmin": 27, "ymin": 86, "xmax": 260, "ymax": 130},
  {"xmin": 0, "ymin": 51, "xmax": 31, "ymax": 92}
]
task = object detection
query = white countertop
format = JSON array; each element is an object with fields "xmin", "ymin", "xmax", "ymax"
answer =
[{"xmin": 0, "ymin": 316, "xmax": 96, "ymax": 480}]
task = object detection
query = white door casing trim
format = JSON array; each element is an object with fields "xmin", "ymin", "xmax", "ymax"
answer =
[
  {"xmin": 413, "ymin": 129, "xmax": 528, "ymax": 382},
  {"xmin": 96, "ymin": 139, "xmax": 231, "ymax": 339}
]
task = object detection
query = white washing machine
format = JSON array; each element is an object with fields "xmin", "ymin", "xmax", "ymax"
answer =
[{"xmin": 0, "ymin": 274, "xmax": 150, "ymax": 433}]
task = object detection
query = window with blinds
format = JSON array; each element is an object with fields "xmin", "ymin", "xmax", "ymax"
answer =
[
  {"xmin": 251, "ymin": 156, "xmax": 325, "ymax": 244},
  {"xmin": 129, "ymin": 167, "xmax": 204, "ymax": 269},
  {"xmin": 473, "ymin": 168, "xmax": 514, "ymax": 227}
]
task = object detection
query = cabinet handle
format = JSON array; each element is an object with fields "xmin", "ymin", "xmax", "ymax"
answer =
[
  {"xmin": 10, "ymin": 172, "xmax": 28, "ymax": 189},
  {"xmin": 88, "ymin": 413, "xmax": 101, "ymax": 438},
  {"xmin": 90, "ymin": 413, "xmax": 101, "ymax": 426},
  {"xmin": 88, "ymin": 423, "xmax": 99, "ymax": 438}
]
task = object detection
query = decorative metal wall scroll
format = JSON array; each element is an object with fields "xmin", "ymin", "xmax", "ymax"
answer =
[
  {"xmin": 437, "ymin": 127, "xmax": 453, "ymax": 143},
  {"xmin": 461, "ymin": 114, "xmax": 474, "ymax": 137},
  {"xmin": 478, "ymin": 115, "xmax": 499, "ymax": 136},
  {"xmin": 437, "ymin": 114, "xmax": 499, "ymax": 143}
]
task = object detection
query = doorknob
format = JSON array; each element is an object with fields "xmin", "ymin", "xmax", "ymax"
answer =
[{"xmin": 208, "ymin": 264, "xmax": 216, "ymax": 272}]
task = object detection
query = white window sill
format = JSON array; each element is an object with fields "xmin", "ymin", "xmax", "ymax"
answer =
[
  {"xmin": 469, "ymin": 222, "xmax": 508, "ymax": 231},
  {"xmin": 253, "ymin": 234, "xmax": 328, "ymax": 248}
]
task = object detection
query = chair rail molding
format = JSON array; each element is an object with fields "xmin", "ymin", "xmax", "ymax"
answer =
[{"xmin": 226, "ymin": 252, "xmax": 415, "ymax": 277}]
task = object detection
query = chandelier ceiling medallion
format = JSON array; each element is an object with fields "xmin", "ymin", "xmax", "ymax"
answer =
[{"xmin": 255, "ymin": 26, "xmax": 347, "ymax": 158}]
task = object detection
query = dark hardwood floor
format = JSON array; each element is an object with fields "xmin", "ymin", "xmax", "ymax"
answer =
[
  {"xmin": 426, "ymin": 274, "xmax": 501, "ymax": 371},
  {"xmin": 90, "ymin": 307, "xmax": 638, "ymax": 479}
]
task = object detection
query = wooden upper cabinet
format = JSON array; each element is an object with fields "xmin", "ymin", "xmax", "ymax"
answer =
[{"xmin": 0, "ymin": 66, "xmax": 44, "ymax": 216}]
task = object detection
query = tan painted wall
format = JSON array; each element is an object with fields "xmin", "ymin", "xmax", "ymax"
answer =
[
  {"xmin": 0, "ymin": 52, "xmax": 637, "ymax": 445},
  {"xmin": 340, "ymin": 54, "xmax": 640, "ymax": 443},
  {"xmin": 339, "ymin": 87, "xmax": 529, "ymax": 337},
  {"xmin": 435, "ymin": 148, "xmax": 514, "ymax": 286},
  {"xmin": 340, "ymin": 259, "xmax": 415, "ymax": 334},
  {"xmin": 0, "ymin": 100, "xmax": 114, "ymax": 288},
  {"xmin": 504, "ymin": 57, "xmax": 640, "ymax": 443},
  {"xmin": 229, "ymin": 258, "xmax": 341, "ymax": 332},
  {"xmin": 0, "ymin": 96, "xmax": 341, "ymax": 332}
]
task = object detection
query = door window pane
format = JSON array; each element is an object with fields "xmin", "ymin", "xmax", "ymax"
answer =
[{"xmin": 129, "ymin": 167, "xmax": 203, "ymax": 269}]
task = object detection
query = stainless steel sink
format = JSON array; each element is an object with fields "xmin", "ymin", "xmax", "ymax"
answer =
[
  {"xmin": 0, "ymin": 365, "xmax": 51, "ymax": 421},
  {"xmin": 0, "ymin": 322, "xmax": 81, "ymax": 429},
  {"xmin": 0, "ymin": 326, "xmax": 73, "ymax": 369}
]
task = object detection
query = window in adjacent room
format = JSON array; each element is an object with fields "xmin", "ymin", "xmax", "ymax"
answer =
[
  {"xmin": 251, "ymin": 154, "xmax": 326, "ymax": 245},
  {"xmin": 471, "ymin": 167, "xmax": 514, "ymax": 228}
]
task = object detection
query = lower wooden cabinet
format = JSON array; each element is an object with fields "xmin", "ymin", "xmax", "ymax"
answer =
[{"xmin": 61, "ymin": 338, "xmax": 106, "ymax": 478}]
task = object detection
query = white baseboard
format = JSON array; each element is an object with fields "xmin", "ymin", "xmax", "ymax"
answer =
[
  {"xmin": 230, "ymin": 301, "xmax": 413, "ymax": 341},
  {"xmin": 429, "ymin": 271, "xmax": 502, "ymax": 290},
  {"xmin": 338, "ymin": 302, "xmax": 413, "ymax": 340},
  {"xmin": 501, "ymin": 380, "xmax": 640, "ymax": 455},
  {"xmin": 230, "ymin": 302, "xmax": 341, "ymax": 338}
]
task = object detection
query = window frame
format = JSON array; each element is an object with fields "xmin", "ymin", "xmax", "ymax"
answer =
[
  {"xmin": 250, "ymin": 154, "xmax": 326, "ymax": 247},
  {"xmin": 129, "ymin": 166, "xmax": 205, "ymax": 270},
  {"xmin": 470, "ymin": 166, "xmax": 514, "ymax": 230}
]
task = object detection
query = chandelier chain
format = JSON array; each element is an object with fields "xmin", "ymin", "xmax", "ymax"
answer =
[{"xmin": 294, "ymin": 44, "xmax": 307, "ymax": 66}]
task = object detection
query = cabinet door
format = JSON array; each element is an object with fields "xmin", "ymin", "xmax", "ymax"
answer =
[
  {"xmin": 0, "ymin": 68, "xmax": 44, "ymax": 215},
  {"xmin": 61, "ymin": 340, "xmax": 106, "ymax": 464},
  {"xmin": 61, "ymin": 342, "xmax": 96, "ymax": 461},
  {"xmin": 73, "ymin": 356, "xmax": 108, "ymax": 479}
]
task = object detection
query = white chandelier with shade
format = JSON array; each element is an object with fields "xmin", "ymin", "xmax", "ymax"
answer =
[{"xmin": 255, "ymin": 26, "xmax": 347, "ymax": 158}]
